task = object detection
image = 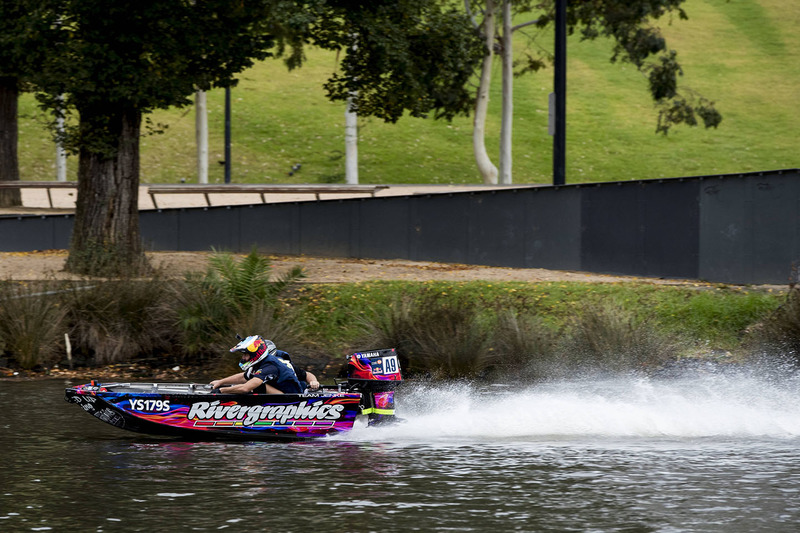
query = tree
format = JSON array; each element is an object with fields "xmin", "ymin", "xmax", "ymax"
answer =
[
  {"xmin": 33, "ymin": 0, "xmax": 277, "ymax": 276},
  {"xmin": 471, "ymin": 0, "xmax": 500, "ymax": 184},
  {"xmin": 0, "ymin": 1, "xmax": 56, "ymax": 206},
  {"xmin": 30, "ymin": 0, "xmax": 483, "ymax": 277},
  {"xmin": 267, "ymin": 1, "xmax": 484, "ymax": 184},
  {"xmin": 0, "ymin": 75, "xmax": 20, "ymax": 206},
  {"xmin": 465, "ymin": 0, "xmax": 722, "ymax": 184},
  {"xmin": 315, "ymin": 1, "xmax": 484, "ymax": 124}
]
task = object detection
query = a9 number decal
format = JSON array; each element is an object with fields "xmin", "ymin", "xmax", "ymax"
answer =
[{"xmin": 381, "ymin": 356, "xmax": 399, "ymax": 374}]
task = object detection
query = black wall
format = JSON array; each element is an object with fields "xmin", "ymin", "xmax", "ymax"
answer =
[{"xmin": 2, "ymin": 169, "xmax": 798, "ymax": 285}]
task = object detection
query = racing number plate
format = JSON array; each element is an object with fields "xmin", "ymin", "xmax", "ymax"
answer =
[{"xmin": 373, "ymin": 355, "xmax": 399, "ymax": 375}]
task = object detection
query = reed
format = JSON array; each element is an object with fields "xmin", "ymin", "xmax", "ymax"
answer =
[
  {"xmin": 490, "ymin": 309, "xmax": 560, "ymax": 381},
  {"xmin": 406, "ymin": 294, "xmax": 494, "ymax": 379},
  {"xmin": 355, "ymin": 293, "xmax": 681, "ymax": 380},
  {"xmin": 555, "ymin": 302, "xmax": 680, "ymax": 377},
  {"xmin": 743, "ymin": 287, "xmax": 800, "ymax": 364},
  {"xmin": 0, "ymin": 281, "xmax": 67, "ymax": 370},
  {"xmin": 58, "ymin": 278, "xmax": 177, "ymax": 365},
  {"xmin": 356, "ymin": 291, "xmax": 495, "ymax": 377},
  {"xmin": 0, "ymin": 263, "xmax": 794, "ymax": 378}
]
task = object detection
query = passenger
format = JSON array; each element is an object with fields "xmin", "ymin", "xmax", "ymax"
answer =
[
  {"xmin": 275, "ymin": 350, "xmax": 320, "ymax": 391},
  {"xmin": 210, "ymin": 335, "xmax": 303, "ymax": 394}
]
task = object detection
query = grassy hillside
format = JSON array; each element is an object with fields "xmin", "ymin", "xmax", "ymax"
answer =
[{"xmin": 15, "ymin": 0, "xmax": 800, "ymax": 186}]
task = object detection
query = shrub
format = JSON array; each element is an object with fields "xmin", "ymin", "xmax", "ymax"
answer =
[
  {"xmin": 59, "ymin": 277, "xmax": 176, "ymax": 365},
  {"xmin": 357, "ymin": 290, "xmax": 494, "ymax": 378},
  {"xmin": 172, "ymin": 248, "xmax": 304, "ymax": 358},
  {"xmin": 0, "ymin": 281, "xmax": 67, "ymax": 369},
  {"xmin": 744, "ymin": 286, "xmax": 800, "ymax": 363},
  {"xmin": 412, "ymin": 295, "xmax": 494, "ymax": 378},
  {"xmin": 556, "ymin": 301, "xmax": 679, "ymax": 376},
  {"xmin": 490, "ymin": 309, "xmax": 560, "ymax": 381},
  {"xmin": 355, "ymin": 293, "xmax": 419, "ymax": 367}
]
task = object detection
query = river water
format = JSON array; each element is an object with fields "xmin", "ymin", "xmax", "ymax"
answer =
[{"xmin": 2, "ymin": 369, "xmax": 800, "ymax": 532}]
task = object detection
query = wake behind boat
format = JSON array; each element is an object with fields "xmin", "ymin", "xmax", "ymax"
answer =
[{"xmin": 65, "ymin": 349, "xmax": 402, "ymax": 441}]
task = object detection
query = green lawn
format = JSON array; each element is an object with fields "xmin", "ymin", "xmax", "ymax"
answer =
[{"xmin": 16, "ymin": 0, "xmax": 800, "ymax": 185}]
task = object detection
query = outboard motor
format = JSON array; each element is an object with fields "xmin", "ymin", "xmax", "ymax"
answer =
[{"xmin": 346, "ymin": 348, "xmax": 402, "ymax": 425}]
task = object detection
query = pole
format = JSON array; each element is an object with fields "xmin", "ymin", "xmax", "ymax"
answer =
[
  {"xmin": 344, "ymin": 96, "xmax": 358, "ymax": 184},
  {"xmin": 344, "ymin": 35, "xmax": 359, "ymax": 185},
  {"xmin": 195, "ymin": 91, "xmax": 208, "ymax": 184},
  {"xmin": 55, "ymin": 95, "xmax": 67, "ymax": 182},
  {"xmin": 224, "ymin": 86, "xmax": 231, "ymax": 184},
  {"xmin": 55, "ymin": 130, "xmax": 67, "ymax": 182},
  {"xmin": 499, "ymin": 0, "xmax": 513, "ymax": 184},
  {"xmin": 553, "ymin": 0, "xmax": 566, "ymax": 186}
]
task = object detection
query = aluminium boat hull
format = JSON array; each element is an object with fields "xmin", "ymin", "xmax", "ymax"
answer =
[
  {"xmin": 65, "ymin": 382, "xmax": 363, "ymax": 441},
  {"xmin": 66, "ymin": 348, "xmax": 403, "ymax": 441}
]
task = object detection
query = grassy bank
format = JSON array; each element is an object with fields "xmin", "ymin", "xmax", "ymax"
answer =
[
  {"xmin": 16, "ymin": 1, "xmax": 800, "ymax": 185},
  {"xmin": 1, "ymin": 252, "xmax": 796, "ymax": 381},
  {"xmin": 292, "ymin": 281, "xmax": 783, "ymax": 353}
]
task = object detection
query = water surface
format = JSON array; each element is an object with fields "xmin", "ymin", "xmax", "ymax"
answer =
[{"xmin": 2, "ymin": 372, "xmax": 799, "ymax": 532}]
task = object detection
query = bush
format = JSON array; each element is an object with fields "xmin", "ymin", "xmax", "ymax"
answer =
[
  {"xmin": 58, "ymin": 277, "xmax": 177, "ymax": 365},
  {"xmin": 490, "ymin": 309, "xmax": 560, "ymax": 381},
  {"xmin": 357, "ymin": 290, "xmax": 494, "ymax": 378},
  {"xmin": 412, "ymin": 295, "xmax": 494, "ymax": 379},
  {"xmin": 355, "ymin": 293, "xmax": 419, "ymax": 368},
  {"xmin": 556, "ymin": 302, "xmax": 680, "ymax": 376},
  {"xmin": 357, "ymin": 290, "xmax": 688, "ymax": 380},
  {"xmin": 744, "ymin": 287, "xmax": 800, "ymax": 363},
  {"xmin": 0, "ymin": 281, "xmax": 67, "ymax": 369},
  {"xmin": 172, "ymin": 249, "xmax": 304, "ymax": 359}
]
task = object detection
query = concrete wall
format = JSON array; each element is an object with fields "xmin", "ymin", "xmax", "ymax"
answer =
[{"xmin": 2, "ymin": 168, "xmax": 798, "ymax": 285}]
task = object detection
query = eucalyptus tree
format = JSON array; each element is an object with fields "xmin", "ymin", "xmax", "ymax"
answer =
[{"xmin": 465, "ymin": 0, "xmax": 722, "ymax": 184}]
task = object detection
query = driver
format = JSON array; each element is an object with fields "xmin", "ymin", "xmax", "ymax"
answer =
[{"xmin": 210, "ymin": 335, "xmax": 303, "ymax": 394}]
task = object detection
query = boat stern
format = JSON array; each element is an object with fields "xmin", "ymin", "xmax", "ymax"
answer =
[{"xmin": 346, "ymin": 348, "xmax": 403, "ymax": 426}]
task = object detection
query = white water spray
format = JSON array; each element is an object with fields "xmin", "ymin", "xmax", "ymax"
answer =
[{"xmin": 347, "ymin": 370, "xmax": 800, "ymax": 442}]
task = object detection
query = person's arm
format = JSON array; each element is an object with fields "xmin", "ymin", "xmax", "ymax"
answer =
[
  {"xmin": 304, "ymin": 371, "xmax": 320, "ymax": 390},
  {"xmin": 210, "ymin": 373, "xmax": 245, "ymax": 389},
  {"xmin": 221, "ymin": 377, "xmax": 283, "ymax": 394},
  {"xmin": 294, "ymin": 367, "xmax": 319, "ymax": 390}
]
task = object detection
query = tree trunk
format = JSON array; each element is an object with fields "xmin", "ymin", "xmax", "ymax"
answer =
[
  {"xmin": 64, "ymin": 105, "xmax": 149, "ymax": 277},
  {"xmin": 345, "ymin": 95, "xmax": 359, "ymax": 184},
  {"xmin": 195, "ymin": 91, "xmax": 208, "ymax": 184},
  {"xmin": 0, "ymin": 77, "xmax": 22, "ymax": 207},
  {"xmin": 498, "ymin": 0, "xmax": 513, "ymax": 184},
  {"xmin": 473, "ymin": 0, "xmax": 498, "ymax": 185}
]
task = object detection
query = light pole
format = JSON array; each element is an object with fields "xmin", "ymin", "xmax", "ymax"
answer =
[
  {"xmin": 553, "ymin": 0, "xmax": 566, "ymax": 186},
  {"xmin": 224, "ymin": 86, "xmax": 231, "ymax": 184}
]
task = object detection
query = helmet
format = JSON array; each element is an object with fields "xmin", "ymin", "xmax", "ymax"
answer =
[{"xmin": 230, "ymin": 335, "xmax": 276, "ymax": 371}]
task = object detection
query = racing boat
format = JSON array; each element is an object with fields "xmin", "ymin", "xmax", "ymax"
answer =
[{"xmin": 65, "ymin": 349, "xmax": 402, "ymax": 441}]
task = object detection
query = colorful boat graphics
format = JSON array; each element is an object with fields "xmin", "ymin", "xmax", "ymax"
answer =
[{"xmin": 66, "ymin": 349, "xmax": 402, "ymax": 440}]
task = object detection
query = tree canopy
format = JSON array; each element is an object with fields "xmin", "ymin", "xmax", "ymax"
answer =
[
  {"xmin": 466, "ymin": 0, "xmax": 722, "ymax": 183},
  {"xmin": 34, "ymin": 0, "xmax": 278, "ymax": 156},
  {"xmin": 532, "ymin": 0, "xmax": 721, "ymax": 133},
  {"xmin": 20, "ymin": 0, "xmax": 483, "ymax": 276},
  {"xmin": 27, "ymin": 0, "xmax": 281, "ymax": 275},
  {"xmin": 318, "ymin": 1, "xmax": 484, "ymax": 122},
  {"xmin": 2, "ymin": 0, "xmax": 723, "ymax": 275}
]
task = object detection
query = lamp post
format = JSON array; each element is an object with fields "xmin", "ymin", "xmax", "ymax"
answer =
[
  {"xmin": 224, "ymin": 86, "xmax": 231, "ymax": 184},
  {"xmin": 552, "ymin": 0, "xmax": 566, "ymax": 186}
]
